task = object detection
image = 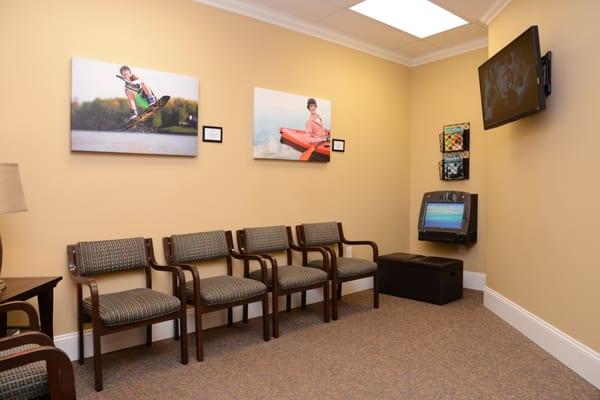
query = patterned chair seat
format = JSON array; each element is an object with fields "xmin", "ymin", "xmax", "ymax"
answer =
[
  {"xmin": 308, "ymin": 257, "xmax": 377, "ymax": 278},
  {"xmin": 185, "ymin": 276, "xmax": 267, "ymax": 306},
  {"xmin": 249, "ymin": 265, "xmax": 328, "ymax": 290},
  {"xmin": 0, "ymin": 344, "xmax": 48, "ymax": 399},
  {"xmin": 83, "ymin": 288, "xmax": 181, "ymax": 327}
]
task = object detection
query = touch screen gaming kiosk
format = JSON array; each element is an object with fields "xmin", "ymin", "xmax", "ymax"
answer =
[
  {"xmin": 418, "ymin": 191, "xmax": 478, "ymax": 244},
  {"xmin": 377, "ymin": 191, "xmax": 477, "ymax": 305}
]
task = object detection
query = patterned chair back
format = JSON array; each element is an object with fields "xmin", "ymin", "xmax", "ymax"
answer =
[
  {"xmin": 76, "ymin": 237, "xmax": 148, "ymax": 276},
  {"xmin": 169, "ymin": 230, "xmax": 229, "ymax": 264},
  {"xmin": 243, "ymin": 226, "xmax": 289, "ymax": 253},
  {"xmin": 301, "ymin": 222, "xmax": 341, "ymax": 246}
]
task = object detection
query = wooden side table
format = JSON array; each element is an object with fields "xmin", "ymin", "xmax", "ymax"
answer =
[{"xmin": 0, "ymin": 276, "xmax": 62, "ymax": 338}]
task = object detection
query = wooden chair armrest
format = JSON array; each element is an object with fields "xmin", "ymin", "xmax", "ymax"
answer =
[
  {"xmin": 170, "ymin": 263, "xmax": 200, "ymax": 293},
  {"xmin": 0, "ymin": 345, "xmax": 76, "ymax": 400},
  {"xmin": 68, "ymin": 270, "xmax": 97, "ymax": 289},
  {"xmin": 0, "ymin": 301, "xmax": 39, "ymax": 331},
  {"xmin": 340, "ymin": 239, "xmax": 379, "ymax": 261},
  {"xmin": 0, "ymin": 331, "xmax": 53, "ymax": 351},
  {"xmin": 150, "ymin": 261, "xmax": 187, "ymax": 302},
  {"xmin": 256, "ymin": 254, "xmax": 277, "ymax": 288},
  {"xmin": 150, "ymin": 261, "xmax": 183, "ymax": 274},
  {"xmin": 292, "ymin": 245, "xmax": 331, "ymax": 272},
  {"xmin": 230, "ymin": 251, "xmax": 269, "ymax": 276},
  {"xmin": 68, "ymin": 270, "xmax": 99, "ymax": 312}
]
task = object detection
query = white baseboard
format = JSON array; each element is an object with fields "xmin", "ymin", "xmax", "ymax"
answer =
[
  {"xmin": 484, "ymin": 286, "xmax": 600, "ymax": 390},
  {"xmin": 54, "ymin": 278, "xmax": 373, "ymax": 361},
  {"xmin": 463, "ymin": 271, "xmax": 486, "ymax": 291}
]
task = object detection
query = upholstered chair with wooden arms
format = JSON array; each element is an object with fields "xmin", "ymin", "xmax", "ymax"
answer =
[
  {"xmin": 163, "ymin": 230, "xmax": 270, "ymax": 361},
  {"xmin": 237, "ymin": 225, "xmax": 330, "ymax": 338},
  {"xmin": 67, "ymin": 237, "xmax": 188, "ymax": 392},
  {"xmin": 0, "ymin": 301, "xmax": 76, "ymax": 399},
  {"xmin": 296, "ymin": 222, "xmax": 379, "ymax": 320}
]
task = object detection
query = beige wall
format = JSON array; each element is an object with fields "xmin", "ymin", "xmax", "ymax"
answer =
[
  {"xmin": 0, "ymin": 0, "xmax": 411, "ymax": 335},
  {"xmin": 409, "ymin": 49, "xmax": 488, "ymax": 273},
  {"xmin": 487, "ymin": 0, "xmax": 600, "ymax": 351}
]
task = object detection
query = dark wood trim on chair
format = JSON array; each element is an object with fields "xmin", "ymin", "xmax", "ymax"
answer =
[
  {"xmin": 163, "ymin": 231, "xmax": 269, "ymax": 362},
  {"xmin": 237, "ymin": 226, "xmax": 330, "ymax": 338},
  {"xmin": 296, "ymin": 222, "xmax": 379, "ymax": 321},
  {"xmin": 0, "ymin": 301, "xmax": 76, "ymax": 400},
  {"xmin": 67, "ymin": 238, "xmax": 188, "ymax": 392}
]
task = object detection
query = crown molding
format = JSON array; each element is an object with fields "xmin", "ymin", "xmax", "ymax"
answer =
[
  {"xmin": 409, "ymin": 37, "xmax": 488, "ymax": 67},
  {"xmin": 193, "ymin": 0, "xmax": 491, "ymax": 67},
  {"xmin": 480, "ymin": 0, "xmax": 512, "ymax": 25},
  {"xmin": 193, "ymin": 0, "xmax": 411, "ymax": 66}
]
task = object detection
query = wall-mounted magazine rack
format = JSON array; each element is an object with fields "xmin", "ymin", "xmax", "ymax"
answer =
[
  {"xmin": 439, "ymin": 152, "xmax": 469, "ymax": 180},
  {"xmin": 438, "ymin": 122, "xmax": 470, "ymax": 181}
]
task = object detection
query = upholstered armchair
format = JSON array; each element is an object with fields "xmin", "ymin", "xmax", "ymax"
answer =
[
  {"xmin": 237, "ymin": 225, "xmax": 329, "ymax": 338},
  {"xmin": 67, "ymin": 237, "xmax": 188, "ymax": 392},
  {"xmin": 296, "ymin": 222, "xmax": 379, "ymax": 320},
  {"xmin": 163, "ymin": 230, "xmax": 269, "ymax": 361},
  {"xmin": 0, "ymin": 301, "xmax": 75, "ymax": 399}
]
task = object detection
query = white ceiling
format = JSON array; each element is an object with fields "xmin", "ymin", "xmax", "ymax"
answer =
[{"xmin": 193, "ymin": 0, "xmax": 511, "ymax": 66}]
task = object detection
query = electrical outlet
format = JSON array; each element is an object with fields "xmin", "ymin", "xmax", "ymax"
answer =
[
  {"xmin": 458, "ymin": 245, "xmax": 466, "ymax": 254},
  {"xmin": 346, "ymin": 246, "xmax": 353, "ymax": 257}
]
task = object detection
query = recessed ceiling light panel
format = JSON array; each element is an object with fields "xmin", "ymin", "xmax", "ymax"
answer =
[{"xmin": 350, "ymin": 0, "xmax": 468, "ymax": 38}]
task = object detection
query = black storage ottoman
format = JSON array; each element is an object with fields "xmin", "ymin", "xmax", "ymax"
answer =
[
  {"xmin": 378, "ymin": 253, "xmax": 425, "ymax": 297},
  {"xmin": 403, "ymin": 257, "xmax": 463, "ymax": 305},
  {"xmin": 378, "ymin": 253, "xmax": 463, "ymax": 305}
]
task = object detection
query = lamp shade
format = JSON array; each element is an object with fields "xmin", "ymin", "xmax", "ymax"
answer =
[{"xmin": 0, "ymin": 163, "xmax": 27, "ymax": 215}]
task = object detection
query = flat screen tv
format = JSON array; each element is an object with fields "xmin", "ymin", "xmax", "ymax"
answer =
[
  {"xmin": 478, "ymin": 26, "xmax": 550, "ymax": 130},
  {"xmin": 418, "ymin": 191, "xmax": 477, "ymax": 244}
]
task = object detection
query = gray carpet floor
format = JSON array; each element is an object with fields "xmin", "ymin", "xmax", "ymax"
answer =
[{"xmin": 73, "ymin": 289, "xmax": 600, "ymax": 399}]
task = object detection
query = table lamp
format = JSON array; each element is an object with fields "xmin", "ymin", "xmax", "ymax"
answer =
[{"xmin": 0, "ymin": 163, "xmax": 27, "ymax": 291}]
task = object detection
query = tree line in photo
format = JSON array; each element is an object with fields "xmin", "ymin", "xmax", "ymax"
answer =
[{"xmin": 71, "ymin": 98, "xmax": 198, "ymax": 135}]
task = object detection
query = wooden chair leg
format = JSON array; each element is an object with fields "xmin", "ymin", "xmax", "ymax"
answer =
[
  {"xmin": 262, "ymin": 294, "xmax": 270, "ymax": 341},
  {"xmin": 373, "ymin": 272, "xmax": 379, "ymax": 308},
  {"xmin": 78, "ymin": 311, "xmax": 84, "ymax": 365},
  {"xmin": 227, "ymin": 307, "xmax": 233, "ymax": 327},
  {"xmin": 286, "ymin": 294, "xmax": 292, "ymax": 312},
  {"xmin": 242, "ymin": 304, "xmax": 248, "ymax": 323},
  {"xmin": 195, "ymin": 308, "xmax": 203, "ymax": 361},
  {"xmin": 331, "ymin": 279, "xmax": 338, "ymax": 321},
  {"xmin": 301, "ymin": 290, "xmax": 307, "ymax": 309},
  {"xmin": 173, "ymin": 275, "xmax": 179, "ymax": 341},
  {"xmin": 93, "ymin": 331, "xmax": 102, "ymax": 392},
  {"xmin": 47, "ymin": 353, "xmax": 77, "ymax": 400},
  {"xmin": 146, "ymin": 325, "xmax": 152, "ymax": 347},
  {"xmin": 180, "ymin": 309, "xmax": 189, "ymax": 365},
  {"xmin": 337, "ymin": 283, "xmax": 342, "ymax": 300},
  {"xmin": 323, "ymin": 282, "xmax": 330, "ymax": 322},
  {"xmin": 173, "ymin": 319, "xmax": 180, "ymax": 341},
  {"xmin": 272, "ymin": 293, "xmax": 280, "ymax": 338}
]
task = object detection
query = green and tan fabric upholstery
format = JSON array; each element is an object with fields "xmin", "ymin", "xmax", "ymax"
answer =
[
  {"xmin": 308, "ymin": 257, "xmax": 377, "ymax": 278},
  {"xmin": 249, "ymin": 265, "xmax": 328, "ymax": 290},
  {"xmin": 185, "ymin": 276, "xmax": 266, "ymax": 306},
  {"xmin": 0, "ymin": 344, "xmax": 47, "ymax": 399},
  {"xmin": 82, "ymin": 288, "xmax": 181, "ymax": 326},
  {"xmin": 244, "ymin": 226, "xmax": 289, "ymax": 253},
  {"xmin": 301, "ymin": 222, "xmax": 340, "ymax": 246},
  {"xmin": 78, "ymin": 237, "xmax": 148, "ymax": 276},
  {"xmin": 170, "ymin": 231, "xmax": 229, "ymax": 263}
]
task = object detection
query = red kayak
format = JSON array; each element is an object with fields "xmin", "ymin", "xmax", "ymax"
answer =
[{"xmin": 280, "ymin": 128, "xmax": 331, "ymax": 161}]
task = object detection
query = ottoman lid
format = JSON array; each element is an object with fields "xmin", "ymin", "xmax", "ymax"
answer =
[
  {"xmin": 379, "ymin": 252, "xmax": 425, "ymax": 263},
  {"xmin": 405, "ymin": 256, "xmax": 463, "ymax": 271}
]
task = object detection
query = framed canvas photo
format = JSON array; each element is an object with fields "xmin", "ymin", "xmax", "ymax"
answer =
[
  {"xmin": 253, "ymin": 87, "xmax": 332, "ymax": 162},
  {"xmin": 71, "ymin": 57, "xmax": 199, "ymax": 157},
  {"xmin": 332, "ymin": 139, "xmax": 345, "ymax": 152},
  {"xmin": 202, "ymin": 126, "xmax": 223, "ymax": 143}
]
